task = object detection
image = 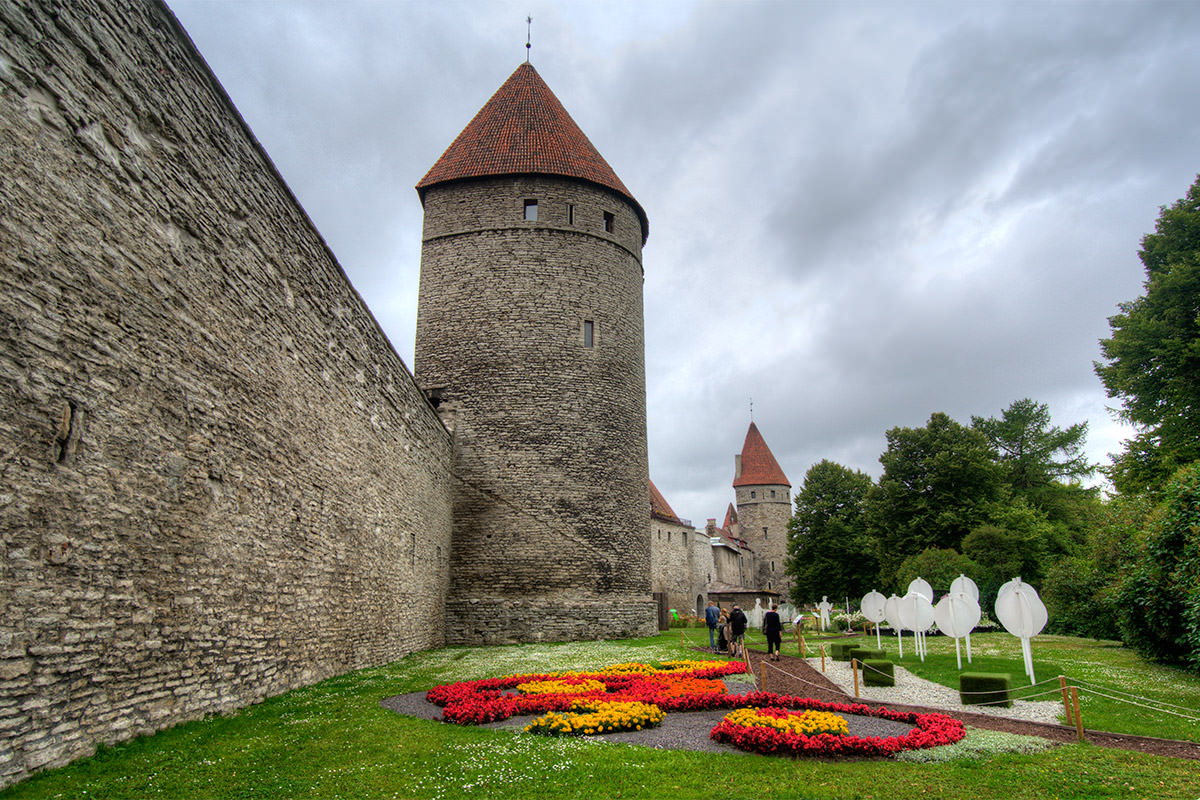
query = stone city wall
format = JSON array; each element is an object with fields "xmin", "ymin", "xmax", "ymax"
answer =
[{"xmin": 0, "ymin": 0, "xmax": 453, "ymax": 786}]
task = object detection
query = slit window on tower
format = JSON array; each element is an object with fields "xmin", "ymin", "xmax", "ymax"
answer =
[
  {"xmin": 603, "ymin": 211, "xmax": 614, "ymax": 232},
  {"xmin": 567, "ymin": 203, "xmax": 575, "ymax": 224},
  {"xmin": 524, "ymin": 199, "xmax": 538, "ymax": 220},
  {"xmin": 583, "ymin": 320, "xmax": 594, "ymax": 347}
]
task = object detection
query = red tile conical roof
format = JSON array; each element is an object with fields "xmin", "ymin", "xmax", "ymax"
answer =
[
  {"xmin": 417, "ymin": 63, "xmax": 647, "ymax": 243},
  {"xmin": 733, "ymin": 422, "xmax": 791, "ymax": 488}
]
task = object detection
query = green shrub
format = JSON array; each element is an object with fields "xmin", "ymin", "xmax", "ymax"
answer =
[
  {"xmin": 829, "ymin": 642, "xmax": 854, "ymax": 661},
  {"xmin": 959, "ymin": 672, "xmax": 1012, "ymax": 707},
  {"xmin": 1116, "ymin": 463, "xmax": 1200, "ymax": 670},
  {"xmin": 862, "ymin": 659, "xmax": 894, "ymax": 687},
  {"xmin": 850, "ymin": 647, "xmax": 885, "ymax": 662}
]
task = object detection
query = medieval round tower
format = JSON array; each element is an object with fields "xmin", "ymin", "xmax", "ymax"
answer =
[
  {"xmin": 413, "ymin": 63, "xmax": 654, "ymax": 644},
  {"xmin": 733, "ymin": 422, "xmax": 793, "ymax": 597}
]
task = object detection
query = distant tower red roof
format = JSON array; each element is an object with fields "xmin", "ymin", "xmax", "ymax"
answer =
[
  {"xmin": 733, "ymin": 422, "xmax": 791, "ymax": 488},
  {"xmin": 649, "ymin": 479, "xmax": 681, "ymax": 523},
  {"xmin": 417, "ymin": 63, "xmax": 648, "ymax": 243}
]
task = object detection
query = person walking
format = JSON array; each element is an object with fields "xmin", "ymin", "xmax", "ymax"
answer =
[
  {"xmin": 704, "ymin": 600, "xmax": 720, "ymax": 652},
  {"xmin": 763, "ymin": 604, "xmax": 783, "ymax": 661},
  {"xmin": 729, "ymin": 605, "xmax": 748, "ymax": 658}
]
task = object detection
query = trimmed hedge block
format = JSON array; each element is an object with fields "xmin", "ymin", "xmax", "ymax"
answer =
[
  {"xmin": 850, "ymin": 647, "xmax": 886, "ymax": 662},
  {"xmin": 829, "ymin": 642, "xmax": 854, "ymax": 661},
  {"xmin": 862, "ymin": 659, "xmax": 894, "ymax": 687},
  {"xmin": 959, "ymin": 672, "xmax": 1012, "ymax": 707}
]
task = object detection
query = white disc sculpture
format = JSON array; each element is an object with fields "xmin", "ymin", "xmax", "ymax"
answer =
[
  {"xmin": 933, "ymin": 591, "xmax": 982, "ymax": 669},
  {"xmin": 994, "ymin": 577, "xmax": 1049, "ymax": 684},
  {"xmin": 860, "ymin": 590, "xmax": 887, "ymax": 649},
  {"xmin": 907, "ymin": 577, "xmax": 933, "ymax": 602},
  {"xmin": 948, "ymin": 574, "xmax": 981, "ymax": 662},
  {"xmin": 897, "ymin": 590, "xmax": 935, "ymax": 661},
  {"xmin": 883, "ymin": 594, "xmax": 904, "ymax": 658}
]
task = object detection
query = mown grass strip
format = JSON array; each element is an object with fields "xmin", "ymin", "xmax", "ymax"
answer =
[{"xmin": 2, "ymin": 633, "xmax": 1197, "ymax": 800}]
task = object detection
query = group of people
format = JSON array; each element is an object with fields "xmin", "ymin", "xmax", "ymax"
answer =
[{"xmin": 704, "ymin": 601, "xmax": 785, "ymax": 660}]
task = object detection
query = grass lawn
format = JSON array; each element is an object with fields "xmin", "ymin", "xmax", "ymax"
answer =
[{"xmin": 3, "ymin": 632, "xmax": 1198, "ymax": 800}]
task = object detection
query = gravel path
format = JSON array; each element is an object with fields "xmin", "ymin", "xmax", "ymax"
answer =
[{"xmin": 799, "ymin": 657, "xmax": 1063, "ymax": 724}]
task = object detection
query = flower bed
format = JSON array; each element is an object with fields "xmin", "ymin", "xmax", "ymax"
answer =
[
  {"xmin": 524, "ymin": 699, "xmax": 665, "ymax": 736},
  {"xmin": 424, "ymin": 659, "xmax": 965, "ymax": 757},
  {"xmin": 710, "ymin": 695, "xmax": 965, "ymax": 757}
]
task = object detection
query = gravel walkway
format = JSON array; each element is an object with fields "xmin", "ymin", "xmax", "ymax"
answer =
[{"xmin": 799, "ymin": 657, "xmax": 1062, "ymax": 724}]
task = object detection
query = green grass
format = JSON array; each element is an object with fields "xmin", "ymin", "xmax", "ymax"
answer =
[
  {"xmin": 755, "ymin": 628, "xmax": 1200, "ymax": 743},
  {"xmin": 4, "ymin": 633, "xmax": 1199, "ymax": 800}
]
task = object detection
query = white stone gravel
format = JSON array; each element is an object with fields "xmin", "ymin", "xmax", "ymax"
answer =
[{"xmin": 801, "ymin": 658, "xmax": 1064, "ymax": 724}]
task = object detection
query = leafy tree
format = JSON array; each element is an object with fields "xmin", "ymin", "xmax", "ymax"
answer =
[
  {"xmin": 865, "ymin": 413, "xmax": 1005, "ymax": 588},
  {"xmin": 1042, "ymin": 495, "xmax": 1152, "ymax": 641},
  {"xmin": 971, "ymin": 398, "xmax": 1096, "ymax": 510},
  {"xmin": 894, "ymin": 548, "xmax": 980, "ymax": 597},
  {"xmin": 1096, "ymin": 175, "xmax": 1200, "ymax": 495},
  {"xmin": 786, "ymin": 460, "xmax": 877, "ymax": 604},
  {"xmin": 1115, "ymin": 463, "xmax": 1200, "ymax": 669},
  {"xmin": 961, "ymin": 501, "xmax": 1056, "ymax": 611}
]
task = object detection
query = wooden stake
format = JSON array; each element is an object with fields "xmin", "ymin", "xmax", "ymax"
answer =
[
  {"xmin": 1070, "ymin": 687, "xmax": 1085, "ymax": 741},
  {"xmin": 1058, "ymin": 676, "xmax": 1072, "ymax": 725},
  {"xmin": 800, "ymin": 635, "xmax": 807, "ymax": 657},
  {"xmin": 820, "ymin": 644, "xmax": 826, "ymax": 673},
  {"xmin": 852, "ymin": 658, "xmax": 860, "ymax": 698}
]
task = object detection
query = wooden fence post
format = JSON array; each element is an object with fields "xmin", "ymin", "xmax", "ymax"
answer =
[
  {"xmin": 852, "ymin": 658, "xmax": 860, "ymax": 698},
  {"xmin": 1070, "ymin": 687, "xmax": 1085, "ymax": 741},
  {"xmin": 1058, "ymin": 676, "xmax": 1072, "ymax": 725}
]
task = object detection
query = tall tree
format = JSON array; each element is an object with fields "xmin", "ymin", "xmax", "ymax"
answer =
[
  {"xmin": 865, "ymin": 412, "xmax": 1005, "ymax": 589},
  {"xmin": 1096, "ymin": 175, "xmax": 1200, "ymax": 495},
  {"xmin": 971, "ymin": 398, "xmax": 1094, "ymax": 498},
  {"xmin": 786, "ymin": 460, "xmax": 877, "ymax": 603}
]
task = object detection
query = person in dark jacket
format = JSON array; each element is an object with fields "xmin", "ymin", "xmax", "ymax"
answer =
[
  {"xmin": 704, "ymin": 601, "xmax": 720, "ymax": 652},
  {"xmin": 729, "ymin": 605, "xmax": 748, "ymax": 658},
  {"xmin": 763, "ymin": 604, "xmax": 783, "ymax": 661}
]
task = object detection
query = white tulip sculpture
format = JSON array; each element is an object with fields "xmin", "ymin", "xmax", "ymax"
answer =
[
  {"xmin": 933, "ymin": 591, "xmax": 982, "ymax": 669},
  {"xmin": 905, "ymin": 578, "xmax": 935, "ymax": 660},
  {"xmin": 883, "ymin": 593, "xmax": 904, "ymax": 658},
  {"xmin": 949, "ymin": 574, "xmax": 980, "ymax": 662},
  {"xmin": 897, "ymin": 590, "xmax": 935, "ymax": 661},
  {"xmin": 860, "ymin": 590, "xmax": 887, "ymax": 649},
  {"xmin": 994, "ymin": 577, "xmax": 1049, "ymax": 684},
  {"xmin": 907, "ymin": 577, "xmax": 933, "ymax": 603}
]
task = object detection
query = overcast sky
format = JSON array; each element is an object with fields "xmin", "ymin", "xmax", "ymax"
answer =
[{"xmin": 168, "ymin": 0, "xmax": 1199, "ymax": 527}]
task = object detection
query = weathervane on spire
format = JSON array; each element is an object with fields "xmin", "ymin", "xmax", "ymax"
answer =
[
  {"xmin": 526, "ymin": 15, "xmax": 532, "ymax": 63},
  {"xmin": 750, "ymin": 397, "xmax": 754, "ymax": 421}
]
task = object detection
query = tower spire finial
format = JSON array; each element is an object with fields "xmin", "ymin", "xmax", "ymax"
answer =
[
  {"xmin": 750, "ymin": 396, "xmax": 754, "ymax": 421},
  {"xmin": 526, "ymin": 15, "xmax": 532, "ymax": 63}
]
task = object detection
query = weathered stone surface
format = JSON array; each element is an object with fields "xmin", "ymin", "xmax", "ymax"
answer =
[
  {"xmin": 735, "ymin": 483, "xmax": 793, "ymax": 596},
  {"xmin": 0, "ymin": 0, "xmax": 453, "ymax": 787},
  {"xmin": 415, "ymin": 176, "xmax": 655, "ymax": 644}
]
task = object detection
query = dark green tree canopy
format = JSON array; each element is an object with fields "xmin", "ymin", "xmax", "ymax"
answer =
[
  {"xmin": 865, "ymin": 412, "xmax": 1005, "ymax": 586},
  {"xmin": 1096, "ymin": 175, "xmax": 1200, "ymax": 494},
  {"xmin": 971, "ymin": 398, "xmax": 1094, "ymax": 496},
  {"xmin": 786, "ymin": 460, "xmax": 877, "ymax": 603}
]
